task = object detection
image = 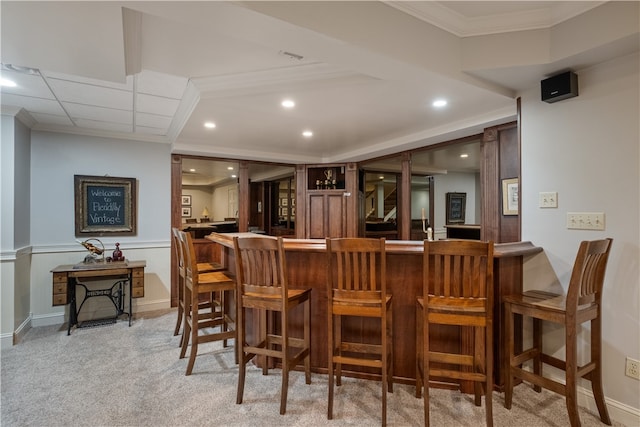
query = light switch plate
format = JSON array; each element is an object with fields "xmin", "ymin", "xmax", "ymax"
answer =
[
  {"xmin": 567, "ymin": 212, "xmax": 605, "ymax": 230},
  {"xmin": 539, "ymin": 192, "xmax": 558, "ymax": 208}
]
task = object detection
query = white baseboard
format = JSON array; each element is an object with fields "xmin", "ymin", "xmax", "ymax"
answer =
[
  {"xmin": 522, "ymin": 369, "xmax": 640, "ymax": 426},
  {"xmin": 32, "ymin": 312, "xmax": 66, "ymax": 327},
  {"xmin": 575, "ymin": 382, "xmax": 640, "ymax": 427},
  {"xmin": 0, "ymin": 333, "xmax": 13, "ymax": 350},
  {"xmin": 132, "ymin": 298, "xmax": 170, "ymax": 313}
]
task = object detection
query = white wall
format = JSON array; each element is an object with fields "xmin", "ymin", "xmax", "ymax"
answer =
[
  {"xmin": 28, "ymin": 132, "xmax": 173, "ymax": 325},
  {"xmin": 520, "ymin": 53, "xmax": 639, "ymax": 415},
  {"xmin": 181, "ymin": 185, "xmax": 213, "ymax": 222},
  {"xmin": 1, "ymin": 114, "xmax": 32, "ymax": 345}
]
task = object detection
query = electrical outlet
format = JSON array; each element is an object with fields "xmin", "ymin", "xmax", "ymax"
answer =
[
  {"xmin": 566, "ymin": 212, "xmax": 605, "ymax": 230},
  {"xmin": 539, "ymin": 192, "xmax": 558, "ymax": 208},
  {"xmin": 626, "ymin": 357, "xmax": 640, "ymax": 380}
]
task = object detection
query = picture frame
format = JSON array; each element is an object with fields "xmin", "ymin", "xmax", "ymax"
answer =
[
  {"xmin": 281, "ymin": 207, "xmax": 288, "ymax": 216},
  {"xmin": 74, "ymin": 175, "xmax": 137, "ymax": 236},
  {"xmin": 445, "ymin": 192, "xmax": 466, "ymax": 224},
  {"xmin": 182, "ymin": 207, "xmax": 192, "ymax": 217},
  {"xmin": 502, "ymin": 178, "xmax": 519, "ymax": 215},
  {"xmin": 281, "ymin": 198, "xmax": 288, "ymax": 206},
  {"xmin": 181, "ymin": 195, "xmax": 191, "ymax": 206}
]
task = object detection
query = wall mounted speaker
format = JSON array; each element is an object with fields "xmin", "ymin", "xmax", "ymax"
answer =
[{"xmin": 541, "ymin": 71, "xmax": 578, "ymax": 103}]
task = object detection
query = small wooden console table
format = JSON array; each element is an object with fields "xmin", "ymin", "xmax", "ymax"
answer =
[{"xmin": 51, "ymin": 261, "xmax": 146, "ymax": 335}]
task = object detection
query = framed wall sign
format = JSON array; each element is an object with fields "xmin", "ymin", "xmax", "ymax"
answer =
[
  {"xmin": 502, "ymin": 178, "xmax": 519, "ymax": 215},
  {"xmin": 446, "ymin": 192, "xmax": 466, "ymax": 224},
  {"xmin": 74, "ymin": 175, "xmax": 137, "ymax": 236}
]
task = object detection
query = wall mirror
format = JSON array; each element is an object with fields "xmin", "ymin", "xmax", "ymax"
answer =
[
  {"xmin": 361, "ymin": 135, "xmax": 480, "ymax": 240},
  {"xmin": 180, "ymin": 157, "xmax": 295, "ymax": 237},
  {"xmin": 411, "ymin": 137, "xmax": 481, "ymax": 240}
]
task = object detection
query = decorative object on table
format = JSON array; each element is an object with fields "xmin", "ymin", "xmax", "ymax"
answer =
[
  {"xmin": 78, "ymin": 238, "xmax": 105, "ymax": 264},
  {"xmin": 200, "ymin": 207, "xmax": 210, "ymax": 222},
  {"xmin": 111, "ymin": 242, "xmax": 125, "ymax": 262},
  {"xmin": 74, "ymin": 175, "xmax": 137, "ymax": 236},
  {"xmin": 421, "ymin": 208, "xmax": 433, "ymax": 241}
]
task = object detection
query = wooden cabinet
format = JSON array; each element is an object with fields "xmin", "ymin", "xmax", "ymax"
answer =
[
  {"xmin": 52, "ymin": 272, "xmax": 70, "ymax": 305},
  {"xmin": 297, "ymin": 164, "xmax": 359, "ymax": 239},
  {"xmin": 307, "ymin": 192, "xmax": 346, "ymax": 238},
  {"xmin": 131, "ymin": 267, "xmax": 145, "ymax": 298}
]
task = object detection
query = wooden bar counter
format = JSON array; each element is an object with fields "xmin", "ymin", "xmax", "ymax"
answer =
[{"xmin": 207, "ymin": 232, "xmax": 541, "ymax": 390}]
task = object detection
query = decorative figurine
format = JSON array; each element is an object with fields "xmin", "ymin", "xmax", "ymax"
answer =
[
  {"xmin": 112, "ymin": 243, "xmax": 125, "ymax": 262},
  {"xmin": 77, "ymin": 238, "xmax": 105, "ymax": 263}
]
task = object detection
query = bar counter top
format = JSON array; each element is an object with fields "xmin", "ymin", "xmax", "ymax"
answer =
[{"xmin": 206, "ymin": 232, "xmax": 542, "ymax": 258}]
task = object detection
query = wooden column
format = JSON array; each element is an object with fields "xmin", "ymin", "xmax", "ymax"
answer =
[
  {"xmin": 170, "ymin": 154, "xmax": 182, "ymax": 307},
  {"xmin": 399, "ymin": 152, "xmax": 412, "ymax": 240},
  {"xmin": 238, "ymin": 161, "xmax": 249, "ymax": 233}
]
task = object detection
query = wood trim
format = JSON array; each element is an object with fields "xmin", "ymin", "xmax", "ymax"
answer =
[
  {"xmin": 399, "ymin": 152, "xmax": 412, "ymax": 240},
  {"xmin": 238, "ymin": 161, "xmax": 249, "ymax": 233},
  {"xmin": 170, "ymin": 154, "xmax": 182, "ymax": 307}
]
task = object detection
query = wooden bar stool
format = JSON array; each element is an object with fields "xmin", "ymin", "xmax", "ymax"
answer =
[
  {"xmin": 233, "ymin": 235, "xmax": 311, "ymax": 415},
  {"xmin": 326, "ymin": 237, "xmax": 393, "ymax": 426},
  {"xmin": 416, "ymin": 240, "xmax": 494, "ymax": 427},
  {"xmin": 178, "ymin": 230, "xmax": 236, "ymax": 375},
  {"xmin": 171, "ymin": 227, "xmax": 225, "ymax": 343},
  {"xmin": 504, "ymin": 238, "xmax": 613, "ymax": 427}
]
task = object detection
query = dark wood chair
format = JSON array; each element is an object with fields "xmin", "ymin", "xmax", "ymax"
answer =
[
  {"xmin": 178, "ymin": 230, "xmax": 236, "ymax": 375},
  {"xmin": 504, "ymin": 238, "xmax": 613, "ymax": 427},
  {"xmin": 416, "ymin": 239, "xmax": 494, "ymax": 427},
  {"xmin": 171, "ymin": 227, "xmax": 224, "ymax": 343},
  {"xmin": 233, "ymin": 235, "xmax": 311, "ymax": 415},
  {"xmin": 326, "ymin": 237, "xmax": 393, "ymax": 426}
]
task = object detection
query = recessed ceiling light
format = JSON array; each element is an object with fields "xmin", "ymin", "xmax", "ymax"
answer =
[
  {"xmin": 282, "ymin": 99, "xmax": 295, "ymax": 109},
  {"xmin": 0, "ymin": 78, "xmax": 17, "ymax": 87},
  {"xmin": 379, "ymin": 176, "xmax": 385, "ymax": 180},
  {"xmin": 204, "ymin": 121, "xmax": 216, "ymax": 129},
  {"xmin": 460, "ymin": 153, "xmax": 469, "ymax": 158},
  {"xmin": 432, "ymin": 99, "xmax": 447, "ymax": 108},
  {"xmin": 302, "ymin": 130, "xmax": 313, "ymax": 138},
  {"xmin": 231, "ymin": 174, "xmax": 237, "ymax": 178},
  {"xmin": 227, "ymin": 166, "xmax": 234, "ymax": 170},
  {"xmin": 189, "ymin": 168, "xmax": 196, "ymax": 172}
]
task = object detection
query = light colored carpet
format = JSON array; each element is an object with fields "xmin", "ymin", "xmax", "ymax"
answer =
[{"xmin": 1, "ymin": 310, "xmax": 618, "ymax": 426}]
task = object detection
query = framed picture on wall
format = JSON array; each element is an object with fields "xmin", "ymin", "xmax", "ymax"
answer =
[
  {"xmin": 502, "ymin": 178, "xmax": 519, "ymax": 215},
  {"xmin": 445, "ymin": 192, "xmax": 466, "ymax": 224},
  {"xmin": 182, "ymin": 207, "xmax": 192, "ymax": 217},
  {"xmin": 74, "ymin": 175, "xmax": 137, "ymax": 236},
  {"xmin": 181, "ymin": 195, "xmax": 191, "ymax": 206}
]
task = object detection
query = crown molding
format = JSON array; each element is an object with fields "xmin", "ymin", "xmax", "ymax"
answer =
[
  {"xmin": 384, "ymin": 1, "xmax": 606, "ymax": 37},
  {"xmin": 191, "ymin": 62, "xmax": 372, "ymax": 99}
]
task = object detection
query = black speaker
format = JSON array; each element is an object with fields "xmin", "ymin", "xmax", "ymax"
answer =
[{"xmin": 541, "ymin": 71, "xmax": 578, "ymax": 103}]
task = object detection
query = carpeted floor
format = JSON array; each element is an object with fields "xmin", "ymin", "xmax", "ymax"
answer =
[{"xmin": 1, "ymin": 310, "xmax": 619, "ymax": 426}]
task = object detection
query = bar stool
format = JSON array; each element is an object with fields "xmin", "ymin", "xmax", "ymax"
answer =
[
  {"xmin": 233, "ymin": 235, "xmax": 311, "ymax": 415},
  {"xmin": 504, "ymin": 238, "xmax": 613, "ymax": 427},
  {"xmin": 416, "ymin": 239, "xmax": 494, "ymax": 427},
  {"xmin": 178, "ymin": 230, "xmax": 236, "ymax": 375},
  {"xmin": 171, "ymin": 227, "xmax": 225, "ymax": 343},
  {"xmin": 326, "ymin": 237, "xmax": 393, "ymax": 426}
]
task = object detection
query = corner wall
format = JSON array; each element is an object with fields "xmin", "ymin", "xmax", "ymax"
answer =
[
  {"xmin": 520, "ymin": 52, "xmax": 639, "ymax": 418},
  {"xmin": 29, "ymin": 132, "xmax": 173, "ymax": 326}
]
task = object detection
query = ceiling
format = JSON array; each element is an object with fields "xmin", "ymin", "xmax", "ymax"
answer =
[{"xmin": 1, "ymin": 1, "xmax": 637, "ymax": 175}]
